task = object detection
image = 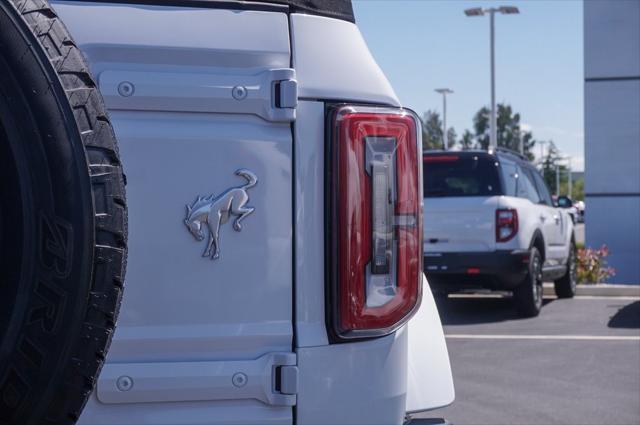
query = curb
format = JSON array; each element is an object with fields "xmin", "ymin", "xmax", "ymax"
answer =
[{"xmin": 543, "ymin": 282, "xmax": 640, "ymax": 297}]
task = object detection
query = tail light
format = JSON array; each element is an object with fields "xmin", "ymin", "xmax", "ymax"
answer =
[
  {"xmin": 327, "ymin": 105, "xmax": 423, "ymax": 340},
  {"xmin": 496, "ymin": 208, "xmax": 518, "ymax": 242}
]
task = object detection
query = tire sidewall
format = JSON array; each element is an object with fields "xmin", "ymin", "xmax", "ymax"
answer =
[
  {"xmin": 529, "ymin": 248, "xmax": 543, "ymax": 312},
  {"xmin": 569, "ymin": 243, "xmax": 577, "ymax": 294},
  {"xmin": 0, "ymin": 5, "xmax": 94, "ymax": 422},
  {"xmin": 514, "ymin": 247, "xmax": 543, "ymax": 317}
]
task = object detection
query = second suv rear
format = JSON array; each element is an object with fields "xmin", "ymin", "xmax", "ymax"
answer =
[{"xmin": 423, "ymin": 149, "xmax": 576, "ymax": 316}]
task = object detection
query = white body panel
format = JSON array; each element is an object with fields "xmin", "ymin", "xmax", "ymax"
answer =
[
  {"xmin": 291, "ymin": 16, "xmax": 453, "ymax": 421},
  {"xmin": 406, "ymin": 276, "xmax": 455, "ymax": 413},
  {"xmin": 53, "ymin": 4, "xmax": 452, "ymax": 424},
  {"xmin": 291, "ymin": 14, "xmax": 400, "ymax": 107},
  {"xmin": 497, "ymin": 196, "xmax": 572, "ymax": 266},
  {"xmin": 424, "ymin": 197, "xmax": 499, "ymax": 253},
  {"xmin": 54, "ymin": 3, "xmax": 294, "ymax": 424}
]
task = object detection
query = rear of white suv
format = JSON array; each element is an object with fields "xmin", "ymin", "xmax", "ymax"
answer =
[
  {"xmin": 48, "ymin": 2, "xmax": 454, "ymax": 424},
  {"xmin": 423, "ymin": 150, "xmax": 576, "ymax": 317}
]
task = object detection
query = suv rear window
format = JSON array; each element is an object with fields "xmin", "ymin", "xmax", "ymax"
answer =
[{"xmin": 423, "ymin": 154, "xmax": 502, "ymax": 198}]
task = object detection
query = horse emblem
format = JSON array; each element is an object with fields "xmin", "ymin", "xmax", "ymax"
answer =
[{"xmin": 184, "ymin": 169, "xmax": 258, "ymax": 260}]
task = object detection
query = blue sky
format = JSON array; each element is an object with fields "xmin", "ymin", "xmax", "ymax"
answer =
[{"xmin": 353, "ymin": 0, "xmax": 584, "ymax": 170}]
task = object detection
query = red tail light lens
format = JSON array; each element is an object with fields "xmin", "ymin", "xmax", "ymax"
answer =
[
  {"xmin": 496, "ymin": 208, "xmax": 518, "ymax": 242},
  {"xmin": 328, "ymin": 105, "xmax": 423, "ymax": 340}
]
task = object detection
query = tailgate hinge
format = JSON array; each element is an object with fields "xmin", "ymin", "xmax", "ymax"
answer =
[
  {"xmin": 96, "ymin": 352, "xmax": 298, "ymax": 406},
  {"xmin": 270, "ymin": 69, "xmax": 298, "ymax": 122},
  {"xmin": 99, "ymin": 68, "xmax": 298, "ymax": 123},
  {"xmin": 272, "ymin": 352, "xmax": 298, "ymax": 404}
]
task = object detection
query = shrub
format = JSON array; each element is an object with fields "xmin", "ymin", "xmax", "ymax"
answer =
[{"xmin": 577, "ymin": 245, "xmax": 616, "ymax": 284}]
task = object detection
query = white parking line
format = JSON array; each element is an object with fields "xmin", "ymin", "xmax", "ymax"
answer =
[
  {"xmin": 445, "ymin": 334, "xmax": 640, "ymax": 341},
  {"xmin": 446, "ymin": 294, "xmax": 640, "ymax": 300}
]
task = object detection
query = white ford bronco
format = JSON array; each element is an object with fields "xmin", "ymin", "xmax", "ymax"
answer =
[
  {"xmin": 0, "ymin": 1, "xmax": 453, "ymax": 424},
  {"xmin": 423, "ymin": 149, "xmax": 577, "ymax": 317}
]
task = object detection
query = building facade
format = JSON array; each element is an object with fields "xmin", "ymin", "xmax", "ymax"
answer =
[{"xmin": 584, "ymin": 0, "xmax": 640, "ymax": 284}]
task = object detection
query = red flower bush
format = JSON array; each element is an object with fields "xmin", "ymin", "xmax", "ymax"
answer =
[{"xmin": 577, "ymin": 245, "xmax": 616, "ymax": 284}]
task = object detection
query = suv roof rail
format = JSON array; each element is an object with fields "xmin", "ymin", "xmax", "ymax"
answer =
[{"xmin": 492, "ymin": 146, "xmax": 529, "ymax": 161}]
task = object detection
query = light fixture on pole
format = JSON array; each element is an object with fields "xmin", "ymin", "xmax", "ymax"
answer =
[
  {"xmin": 435, "ymin": 88, "xmax": 453, "ymax": 150},
  {"xmin": 464, "ymin": 5, "xmax": 520, "ymax": 151}
]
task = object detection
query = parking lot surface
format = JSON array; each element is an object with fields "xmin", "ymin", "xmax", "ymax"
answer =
[{"xmin": 422, "ymin": 295, "xmax": 640, "ymax": 425}]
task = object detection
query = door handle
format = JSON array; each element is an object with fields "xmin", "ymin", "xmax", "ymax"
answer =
[
  {"xmin": 540, "ymin": 215, "xmax": 546, "ymax": 222},
  {"xmin": 553, "ymin": 215, "xmax": 560, "ymax": 224}
]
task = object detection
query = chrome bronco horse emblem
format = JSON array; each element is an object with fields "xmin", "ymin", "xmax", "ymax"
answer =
[{"xmin": 184, "ymin": 169, "xmax": 258, "ymax": 260}]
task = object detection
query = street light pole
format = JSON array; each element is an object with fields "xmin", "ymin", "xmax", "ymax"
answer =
[
  {"xmin": 567, "ymin": 157, "xmax": 572, "ymax": 199},
  {"xmin": 539, "ymin": 140, "xmax": 547, "ymax": 164},
  {"xmin": 464, "ymin": 5, "xmax": 520, "ymax": 152},
  {"xmin": 435, "ymin": 88, "xmax": 453, "ymax": 150},
  {"xmin": 555, "ymin": 163, "xmax": 560, "ymax": 196},
  {"xmin": 490, "ymin": 10, "xmax": 496, "ymax": 151},
  {"xmin": 519, "ymin": 132, "xmax": 524, "ymax": 155},
  {"xmin": 558, "ymin": 156, "xmax": 573, "ymax": 199}
]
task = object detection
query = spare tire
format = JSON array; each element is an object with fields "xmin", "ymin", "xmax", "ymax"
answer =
[{"xmin": 0, "ymin": 1, "xmax": 127, "ymax": 424}]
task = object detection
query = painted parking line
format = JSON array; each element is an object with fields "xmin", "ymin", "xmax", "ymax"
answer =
[
  {"xmin": 445, "ymin": 334, "xmax": 640, "ymax": 341},
  {"xmin": 446, "ymin": 294, "xmax": 640, "ymax": 300}
]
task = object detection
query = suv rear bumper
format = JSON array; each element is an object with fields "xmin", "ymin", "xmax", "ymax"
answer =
[{"xmin": 424, "ymin": 250, "xmax": 530, "ymax": 291}]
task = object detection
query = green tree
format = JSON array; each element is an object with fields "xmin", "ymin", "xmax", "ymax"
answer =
[
  {"xmin": 539, "ymin": 141, "xmax": 568, "ymax": 195},
  {"xmin": 472, "ymin": 103, "xmax": 536, "ymax": 159},
  {"xmin": 459, "ymin": 129, "xmax": 474, "ymax": 150},
  {"xmin": 422, "ymin": 110, "xmax": 443, "ymax": 151},
  {"xmin": 446, "ymin": 127, "xmax": 457, "ymax": 150},
  {"xmin": 473, "ymin": 106, "xmax": 490, "ymax": 149},
  {"xmin": 421, "ymin": 110, "xmax": 456, "ymax": 150},
  {"xmin": 520, "ymin": 131, "xmax": 536, "ymax": 161},
  {"xmin": 560, "ymin": 178, "xmax": 584, "ymax": 201}
]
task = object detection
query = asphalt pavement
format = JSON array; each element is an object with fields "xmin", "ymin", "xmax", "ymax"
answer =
[{"xmin": 421, "ymin": 294, "xmax": 640, "ymax": 425}]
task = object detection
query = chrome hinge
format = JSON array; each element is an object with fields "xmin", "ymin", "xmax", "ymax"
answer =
[
  {"xmin": 99, "ymin": 68, "xmax": 298, "ymax": 123},
  {"xmin": 96, "ymin": 352, "xmax": 298, "ymax": 406}
]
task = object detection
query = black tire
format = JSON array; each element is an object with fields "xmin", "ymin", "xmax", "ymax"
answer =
[
  {"xmin": 0, "ymin": 2, "xmax": 126, "ymax": 424},
  {"xmin": 554, "ymin": 241, "xmax": 577, "ymax": 298},
  {"xmin": 513, "ymin": 247, "xmax": 543, "ymax": 317}
]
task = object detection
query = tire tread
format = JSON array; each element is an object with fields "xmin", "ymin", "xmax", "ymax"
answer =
[{"xmin": 7, "ymin": 1, "xmax": 127, "ymax": 423}]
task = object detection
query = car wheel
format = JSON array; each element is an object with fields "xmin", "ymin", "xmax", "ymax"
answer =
[
  {"xmin": 0, "ymin": 1, "xmax": 127, "ymax": 424},
  {"xmin": 513, "ymin": 247, "xmax": 543, "ymax": 317},
  {"xmin": 554, "ymin": 242, "xmax": 577, "ymax": 298}
]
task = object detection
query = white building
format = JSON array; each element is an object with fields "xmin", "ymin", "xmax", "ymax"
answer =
[{"xmin": 584, "ymin": 0, "xmax": 640, "ymax": 284}]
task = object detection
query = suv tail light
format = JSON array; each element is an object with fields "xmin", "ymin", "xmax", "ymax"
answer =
[
  {"xmin": 327, "ymin": 105, "xmax": 423, "ymax": 340},
  {"xmin": 496, "ymin": 208, "xmax": 518, "ymax": 242}
]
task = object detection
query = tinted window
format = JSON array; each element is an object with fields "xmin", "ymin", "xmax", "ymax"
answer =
[
  {"xmin": 423, "ymin": 154, "xmax": 502, "ymax": 198},
  {"xmin": 500, "ymin": 159, "xmax": 518, "ymax": 197},
  {"xmin": 530, "ymin": 168, "xmax": 553, "ymax": 206},
  {"xmin": 518, "ymin": 166, "xmax": 540, "ymax": 204}
]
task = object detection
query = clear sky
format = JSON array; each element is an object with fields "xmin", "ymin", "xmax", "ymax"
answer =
[{"xmin": 353, "ymin": 0, "xmax": 584, "ymax": 170}]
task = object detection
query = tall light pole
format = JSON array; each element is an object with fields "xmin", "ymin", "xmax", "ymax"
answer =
[
  {"xmin": 435, "ymin": 88, "xmax": 453, "ymax": 150},
  {"xmin": 538, "ymin": 140, "xmax": 548, "ymax": 165},
  {"xmin": 464, "ymin": 6, "xmax": 520, "ymax": 151},
  {"xmin": 519, "ymin": 132, "xmax": 524, "ymax": 155},
  {"xmin": 559, "ymin": 155, "xmax": 573, "ymax": 198},
  {"xmin": 567, "ymin": 157, "xmax": 572, "ymax": 199}
]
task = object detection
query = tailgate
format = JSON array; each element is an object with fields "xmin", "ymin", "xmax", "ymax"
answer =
[
  {"xmin": 54, "ymin": 3, "xmax": 295, "ymax": 425},
  {"xmin": 424, "ymin": 197, "xmax": 499, "ymax": 253}
]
